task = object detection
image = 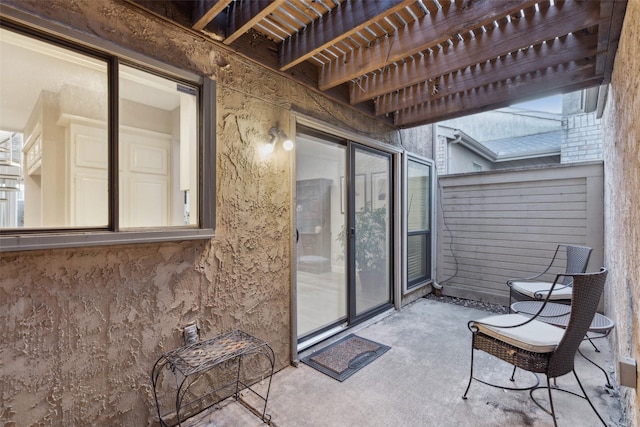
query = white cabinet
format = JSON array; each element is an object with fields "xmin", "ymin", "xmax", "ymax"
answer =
[
  {"xmin": 68, "ymin": 120, "xmax": 172, "ymax": 228},
  {"xmin": 69, "ymin": 121, "xmax": 108, "ymax": 226},
  {"xmin": 119, "ymin": 128, "xmax": 171, "ymax": 227},
  {"xmin": 22, "ymin": 90, "xmax": 175, "ymax": 228}
]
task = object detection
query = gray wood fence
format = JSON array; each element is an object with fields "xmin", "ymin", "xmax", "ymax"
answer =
[{"xmin": 436, "ymin": 161, "xmax": 604, "ymax": 305}]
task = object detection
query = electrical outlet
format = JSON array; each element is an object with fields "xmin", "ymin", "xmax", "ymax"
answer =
[
  {"xmin": 183, "ymin": 323, "xmax": 199, "ymax": 346},
  {"xmin": 618, "ymin": 357, "xmax": 637, "ymax": 388}
]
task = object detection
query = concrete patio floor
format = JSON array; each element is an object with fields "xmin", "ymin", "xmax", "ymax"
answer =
[{"xmin": 184, "ymin": 297, "xmax": 627, "ymax": 427}]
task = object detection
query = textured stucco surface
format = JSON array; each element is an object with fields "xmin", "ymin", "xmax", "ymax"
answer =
[
  {"xmin": 0, "ymin": 1, "xmax": 434, "ymax": 425},
  {"xmin": 602, "ymin": 0, "xmax": 640, "ymax": 425}
]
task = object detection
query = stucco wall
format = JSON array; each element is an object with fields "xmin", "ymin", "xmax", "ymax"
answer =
[
  {"xmin": 0, "ymin": 1, "xmax": 426, "ymax": 425},
  {"xmin": 602, "ymin": 0, "xmax": 640, "ymax": 425}
]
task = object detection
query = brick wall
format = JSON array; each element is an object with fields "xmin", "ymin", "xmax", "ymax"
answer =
[{"xmin": 561, "ymin": 112, "xmax": 603, "ymax": 163}]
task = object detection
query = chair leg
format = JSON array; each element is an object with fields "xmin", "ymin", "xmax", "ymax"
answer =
[
  {"xmin": 462, "ymin": 337, "xmax": 475, "ymax": 399},
  {"xmin": 578, "ymin": 348, "xmax": 613, "ymax": 389},
  {"xmin": 573, "ymin": 369, "xmax": 607, "ymax": 426},
  {"xmin": 510, "ymin": 365, "xmax": 517, "ymax": 382},
  {"xmin": 546, "ymin": 376, "xmax": 559, "ymax": 427},
  {"xmin": 587, "ymin": 337, "xmax": 600, "ymax": 352}
]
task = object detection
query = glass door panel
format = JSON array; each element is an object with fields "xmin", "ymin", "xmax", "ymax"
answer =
[
  {"xmin": 295, "ymin": 134, "xmax": 347, "ymax": 339},
  {"xmin": 352, "ymin": 146, "xmax": 392, "ymax": 316}
]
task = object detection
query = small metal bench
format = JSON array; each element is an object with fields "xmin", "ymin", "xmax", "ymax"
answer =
[{"xmin": 152, "ymin": 330, "xmax": 275, "ymax": 426}]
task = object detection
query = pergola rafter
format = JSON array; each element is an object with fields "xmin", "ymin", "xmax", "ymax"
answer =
[{"xmin": 128, "ymin": 0, "xmax": 628, "ymax": 128}]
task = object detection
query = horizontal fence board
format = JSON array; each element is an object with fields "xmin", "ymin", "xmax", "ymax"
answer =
[
  {"xmin": 443, "ymin": 202, "xmax": 587, "ymax": 212},
  {"xmin": 442, "ymin": 188, "xmax": 586, "ymax": 205},
  {"xmin": 442, "ymin": 225, "xmax": 586, "ymax": 236},
  {"xmin": 443, "ymin": 210, "xmax": 588, "ymax": 219},
  {"xmin": 443, "ymin": 180, "xmax": 585, "ymax": 195},
  {"xmin": 440, "ymin": 233, "xmax": 587, "ymax": 245},
  {"xmin": 443, "ymin": 217, "xmax": 585, "ymax": 227}
]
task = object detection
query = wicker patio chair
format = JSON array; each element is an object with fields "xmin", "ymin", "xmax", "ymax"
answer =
[
  {"xmin": 462, "ymin": 268, "xmax": 608, "ymax": 427},
  {"xmin": 507, "ymin": 244, "xmax": 592, "ymax": 306}
]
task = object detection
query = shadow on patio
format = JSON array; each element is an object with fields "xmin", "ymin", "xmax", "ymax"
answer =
[{"xmin": 185, "ymin": 297, "xmax": 626, "ymax": 427}]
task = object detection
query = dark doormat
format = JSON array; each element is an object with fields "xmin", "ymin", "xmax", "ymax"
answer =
[{"xmin": 301, "ymin": 334, "xmax": 391, "ymax": 381}]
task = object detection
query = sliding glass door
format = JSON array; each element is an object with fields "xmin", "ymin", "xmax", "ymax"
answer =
[
  {"xmin": 295, "ymin": 130, "xmax": 393, "ymax": 347},
  {"xmin": 295, "ymin": 133, "xmax": 347, "ymax": 340},
  {"xmin": 351, "ymin": 144, "xmax": 392, "ymax": 317}
]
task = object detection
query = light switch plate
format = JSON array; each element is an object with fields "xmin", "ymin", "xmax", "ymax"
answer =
[{"xmin": 183, "ymin": 323, "xmax": 199, "ymax": 346}]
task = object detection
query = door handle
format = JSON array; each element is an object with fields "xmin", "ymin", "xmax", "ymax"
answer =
[{"xmin": 350, "ymin": 227, "xmax": 355, "ymax": 237}]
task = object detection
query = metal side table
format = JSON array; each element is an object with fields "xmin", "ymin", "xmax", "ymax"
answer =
[
  {"xmin": 152, "ymin": 330, "xmax": 275, "ymax": 426},
  {"xmin": 511, "ymin": 300, "xmax": 615, "ymax": 388}
]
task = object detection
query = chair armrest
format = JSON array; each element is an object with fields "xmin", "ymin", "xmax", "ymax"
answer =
[
  {"xmin": 506, "ymin": 245, "xmax": 564, "ymax": 287},
  {"xmin": 507, "ymin": 272, "xmax": 547, "ymax": 287}
]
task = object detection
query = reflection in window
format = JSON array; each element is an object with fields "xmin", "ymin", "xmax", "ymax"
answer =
[
  {"xmin": 0, "ymin": 27, "xmax": 199, "ymax": 230},
  {"xmin": 0, "ymin": 28, "xmax": 108, "ymax": 229},
  {"xmin": 118, "ymin": 65, "xmax": 198, "ymax": 228}
]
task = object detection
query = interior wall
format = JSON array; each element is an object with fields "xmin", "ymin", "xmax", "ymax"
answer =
[
  {"xmin": 602, "ymin": 0, "xmax": 640, "ymax": 425},
  {"xmin": 0, "ymin": 1, "xmax": 408, "ymax": 425}
]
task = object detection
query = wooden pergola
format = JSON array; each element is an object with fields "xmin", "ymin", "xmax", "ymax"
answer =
[{"xmin": 129, "ymin": 0, "xmax": 628, "ymax": 128}]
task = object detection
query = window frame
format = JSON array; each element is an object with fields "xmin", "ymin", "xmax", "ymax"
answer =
[
  {"xmin": 402, "ymin": 153, "xmax": 435, "ymax": 294},
  {"xmin": 0, "ymin": 19, "xmax": 215, "ymax": 252}
]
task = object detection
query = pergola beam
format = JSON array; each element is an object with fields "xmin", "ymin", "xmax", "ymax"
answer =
[
  {"xmin": 350, "ymin": 0, "xmax": 601, "ymax": 104},
  {"xmin": 319, "ymin": 0, "xmax": 539, "ymax": 90},
  {"xmin": 279, "ymin": 0, "xmax": 411, "ymax": 71},
  {"xmin": 225, "ymin": 0, "xmax": 287, "ymax": 45},
  {"xmin": 375, "ymin": 32, "xmax": 599, "ymax": 116},
  {"xmin": 395, "ymin": 64, "xmax": 599, "ymax": 127},
  {"xmin": 192, "ymin": 0, "xmax": 234, "ymax": 31}
]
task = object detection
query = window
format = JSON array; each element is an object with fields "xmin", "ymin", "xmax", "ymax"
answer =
[
  {"xmin": 404, "ymin": 155, "xmax": 433, "ymax": 291},
  {"xmin": 0, "ymin": 23, "xmax": 215, "ymax": 251}
]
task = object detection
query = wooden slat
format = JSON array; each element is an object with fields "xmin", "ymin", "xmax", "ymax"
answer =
[
  {"xmin": 260, "ymin": 16, "xmax": 291, "ymax": 40},
  {"xmin": 394, "ymin": 63, "xmax": 600, "ymax": 127},
  {"xmin": 445, "ymin": 210, "xmax": 588, "ymax": 219},
  {"xmin": 440, "ymin": 221, "xmax": 584, "ymax": 230},
  {"xmin": 444, "ymin": 192, "xmax": 587, "ymax": 205},
  {"xmin": 225, "ymin": 0, "xmax": 287, "ymax": 45},
  {"xmin": 279, "ymin": 0, "xmax": 411, "ymax": 71},
  {"xmin": 192, "ymin": 0, "xmax": 234, "ymax": 31},
  {"xmin": 237, "ymin": 30, "xmax": 392, "ymax": 125},
  {"xmin": 596, "ymin": 0, "xmax": 628, "ymax": 82},
  {"xmin": 444, "ymin": 183, "xmax": 586, "ymax": 198},
  {"xmin": 319, "ymin": 0, "xmax": 539, "ymax": 90},
  {"xmin": 350, "ymin": 0, "xmax": 601, "ymax": 104},
  {"xmin": 375, "ymin": 32, "xmax": 598, "ymax": 115}
]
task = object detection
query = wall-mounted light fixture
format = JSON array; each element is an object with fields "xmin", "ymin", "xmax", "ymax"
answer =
[{"xmin": 262, "ymin": 127, "xmax": 293, "ymax": 155}]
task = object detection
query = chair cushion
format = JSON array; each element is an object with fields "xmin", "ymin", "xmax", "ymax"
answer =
[
  {"xmin": 511, "ymin": 281, "xmax": 573, "ymax": 300},
  {"xmin": 473, "ymin": 314, "xmax": 565, "ymax": 353}
]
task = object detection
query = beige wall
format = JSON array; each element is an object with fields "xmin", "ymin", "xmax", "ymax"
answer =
[
  {"xmin": 602, "ymin": 0, "xmax": 640, "ymax": 424},
  {"xmin": 0, "ymin": 1, "xmax": 433, "ymax": 425}
]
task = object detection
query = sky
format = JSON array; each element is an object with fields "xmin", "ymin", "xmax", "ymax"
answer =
[{"xmin": 512, "ymin": 94, "xmax": 563, "ymax": 114}]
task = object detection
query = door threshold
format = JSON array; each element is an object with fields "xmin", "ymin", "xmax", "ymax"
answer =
[
  {"xmin": 296, "ymin": 307, "xmax": 396, "ymax": 358},
  {"xmin": 297, "ymin": 325, "xmax": 347, "ymax": 353}
]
